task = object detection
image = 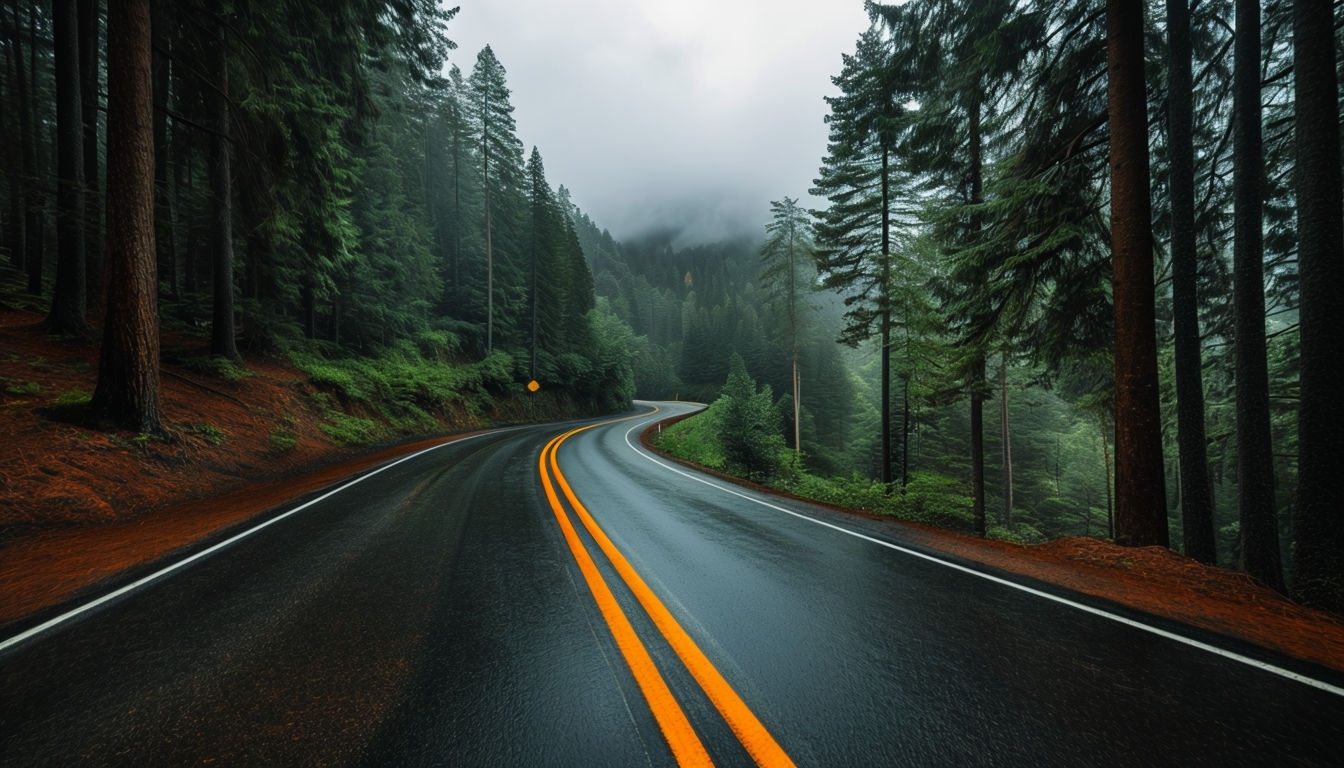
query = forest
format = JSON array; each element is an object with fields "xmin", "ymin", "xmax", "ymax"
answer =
[
  {"xmin": 2, "ymin": 0, "xmax": 1342, "ymax": 615},
  {"xmin": 641, "ymin": 0, "xmax": 1344, "ymax": 616}
]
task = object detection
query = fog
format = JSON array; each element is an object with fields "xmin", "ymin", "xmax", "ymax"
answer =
[{"xmin": 444, "ymin": 0, "xmax": 873, "ymax": 245}]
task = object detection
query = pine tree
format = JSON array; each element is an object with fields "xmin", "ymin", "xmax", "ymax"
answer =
[
  {"xmin": 1107, "ymin": 0, "xmax": 1168, "ymax": 547},
  {"xmin": 92, "ymin": 0, "xmax": 162, "ymax": 434},
  {"xmin": 1291, "ymin": 0, "xmax": 1344, "ymax": 610},
  {"xmin": 468, "ymin": 45, "xmax": 524, "ymax": 354},
  {"xmin": 1166, "ymin": 0, "xmax": 1217, "ymax": 563},
  {"xmin": 759, "ymin": 196, "xmax": 814, "ymax": 457},
  {"xmin": 1231, "ymin": 0, "xmax": 1283, "ymax": 591},
  {"xmin": 45, "ymin": 0, "xmax": 86, "ymax": 336},
  {"xmin": 812, "ymin": 24, "xmax": 904, "ymax": 487}
]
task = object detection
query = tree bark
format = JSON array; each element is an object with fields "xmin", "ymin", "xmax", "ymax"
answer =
[
  {"xmin": 1000, "ymin": 356, "xmax": 1013, "ymax": 527},
  {"xmin": 1231, "ymin": 0, "xmax": 1284, "ymax": 593},
  {"xmin": 208, "ymin": 0, "xmax": 237, "ymax": 359},
  {"xmin": 46, "ymin": 0, "xmax": 87, "ymax": 335},
  {"xmin": 968, "ymin": 90, "xmax": 987, "ymax": 536},
  {"xmin": 1107, "ymin": 0, "xmax": 1169, "ymax": 547},
  {"xmin": 1292, "ymin": 0, "xmax": 1344, "ymax": 611},
  {"xmin": 79, "ymin": 0, "xmax": 102, "ymax": 316},
  {"xmin": 1166, "ymin": 0, "xmax": 1217, "ymax": 564},
  {"xmin": 93, "ymin": 0, "xmax": 163, "ymax": 435},
  {"xmin": 152, "ymin": 0, "xmax": 174, "ymax": 299},
  {"xmin": 880, "ymin": 144, "xmax": 892, "ymax": 488}
]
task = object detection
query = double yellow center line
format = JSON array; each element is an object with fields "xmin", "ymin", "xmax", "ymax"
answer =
[{"xmin": 539, "ymin": 417, "xmax": 796, "ymax": 767}]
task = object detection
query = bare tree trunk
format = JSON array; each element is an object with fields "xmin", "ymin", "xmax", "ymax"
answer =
[
  {"xmin": 1291, "ymin": 0, "xmax": 1344, "ymax": 611},
  {"xmin": 1101, "ymin": 418, "xmax": 1114, "ymax": 540},
  {"xmin": 1166, "ymin": 0, "xmax": 1217, "ymax": 564},
  {"xmin": 879, "ymin": 144, "xmax": 892, "ymax": 488},
  {"xmin": 1232, "ymin": 0, "xmax": 1284, "ymax": 593},
  {"xmin": 79, "ymin": 0, "xmax": 102, "ymax": 316},
  {"xmin": 1107, "ymin": 0, "xmax": 1168, "ymax": 547},
  {"xmin": 17, "ymin": 1, "xmax": 45, "ymax": 296},
  {"xmin": 93, "ymin": 0, "xmax": 162, "ymax": 435},
  {"xmin": 2, "ymin": 4, "xmax": 24, "ymax": 269},
  {"xmin": 152, "ymin": 0, "xmax": 174, "ymax": 299},
  {"xmin": 1000, "ymin": 355, "xmax": 1013, "ymax": 527},
  {"xmin": 46, "ymin": 0, "xmax": 87, "ymax": 335},
  {"xmin": 207, "ymin": 0, "xmax": 236, "ymax": 359}
]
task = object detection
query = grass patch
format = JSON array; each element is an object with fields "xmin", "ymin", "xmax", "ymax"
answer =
[
  {"xmin": 183, "ymin": 355, "xmax": 252, "ymax": 383},
  {"xmin": 191, "ymin": 423, "xmax": 228, "ymax": 446},
  {"xmin": 269, "ymin": 430, "xmax": 298, "ymax": 453},
  {"xmin": 319, "ymin": 412, "xmax": 379, "ymax": 447},
  {"xmin": 51, "ymin": 389, "xmax": 92, "ymax": 408},
  {"xmin": 5, "ymin": 380, "xmax": 41, "ymax": 396}
]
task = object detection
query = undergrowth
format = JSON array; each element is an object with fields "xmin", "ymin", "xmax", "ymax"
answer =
[{"xmin": 656, "ymin": 409, "xmax": 1044, "ymax": 542}]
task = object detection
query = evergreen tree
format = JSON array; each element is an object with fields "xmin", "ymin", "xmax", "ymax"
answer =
[
  {"xmin": 468, "ymin": 45, "xmax": 524, "ymax": 354},
  {"xmin": 1291, "ymin": 0, "xmax": 1344, "ymax": 610},
  {"xmin": 1166, "ymin": 0, "xmax": 1216, "ymax": 563},
  {"xmin": 92, "ymin": 0, "xmax": 162, "ymax": 434},
  {"xmin": 812, "ymin": 23, "xmax": 904, "ymax": 487},
  {"xmin": 1107, "ymin": 0, "xmax": 1168, "ymax": 547},
  {"xmin": 759, "ymin": 196, "xmax": 813, "ymax": 457},
  {"xmin": 46, "ymin": 0, "xmax": 86, "ymax": 336},
  {"xmin": 1231, "ymin": 0, "xmax": 1283, "ymax": 591}
]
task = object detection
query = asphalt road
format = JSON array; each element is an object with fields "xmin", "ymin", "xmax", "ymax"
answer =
[{"xmin": 2, "ymin": 401, "xmax": 1341, "ymax": 766}]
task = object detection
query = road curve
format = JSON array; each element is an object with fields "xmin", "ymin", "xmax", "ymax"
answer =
[{"xmin": 1, "ymin": 402, "xmax": 1341, "ymax": 766}]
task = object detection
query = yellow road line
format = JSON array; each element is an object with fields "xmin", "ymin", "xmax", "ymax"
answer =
[
  {"xmin": 539, "ymin": 430, "xmax": 713, "ymax": 767},
  {"xmin": 546, "ymin": 418, "xmax": 797, "ymax": 768}
]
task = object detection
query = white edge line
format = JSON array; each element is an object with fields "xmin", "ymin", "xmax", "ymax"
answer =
[
  {"xmin": 620, "ymin": 415, "xmax": 1344, "ymax": 699},
  {"xmin": 0, "ymin": 428, "xmax": 517, "ymax": 654}
]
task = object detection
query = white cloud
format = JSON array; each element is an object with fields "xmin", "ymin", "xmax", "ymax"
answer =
[{"xmin": 445, "ymin": 0, "xmax": 873, "ymax": 241}]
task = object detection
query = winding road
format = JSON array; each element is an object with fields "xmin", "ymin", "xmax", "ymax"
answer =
[{"xmin": 2, "ymin": 402, "xmax": 1341, "ymax": 766}]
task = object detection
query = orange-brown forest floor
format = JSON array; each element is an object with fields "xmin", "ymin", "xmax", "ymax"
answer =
[{"xmin": 2, "ymin": 307, "xmax": 1343, "ymax": 677}]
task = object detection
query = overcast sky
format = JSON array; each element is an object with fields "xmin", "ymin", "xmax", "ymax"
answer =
[{"xmin": 443, "ymin": 0, "xmax": 874, "ymax": 244}]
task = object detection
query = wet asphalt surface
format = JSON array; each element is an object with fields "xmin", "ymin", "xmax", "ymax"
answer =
[{"xmin": 2, "ymin": 402, "xmax": 1342, "ymax": 766}]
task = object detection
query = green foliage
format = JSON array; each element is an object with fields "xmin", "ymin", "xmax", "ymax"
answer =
[
  {"xmin": 715, "ymin": 354, "xmax": 788, "ymax": 482},
  {"xmin": 269, "ymin": 430, "xmax": 299, "ymax": 453},
  {"xmin": 6, "ymin": 381, "xmax": 41, "ymax": 396},
  {"xmin": 320, "ymin": 412, "xmax": 380, "ymax": 447},
  {"xmin": 192, "ymin": 424, "xmax": 228, "ymax": 446},
  {"xmin": 52, "ymin": 389, "xmax": 92, "ymax": 408},
  {"xmin": 656, "ymin": 411, "xmax": 726, "ymax": 471}
]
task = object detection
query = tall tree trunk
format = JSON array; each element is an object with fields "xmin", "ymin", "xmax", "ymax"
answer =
[
  {"xmin": 151, "ymin": 0, "xmax": 174, "ymax": 299},
  {"xmin": 879, "ymin": 143, "xmax": 892, "ymax": 488},
  {"xmin": 207, "ymin": 0, "xmax": 236, "ymax": 360},
  {"xmin": 3, "ymin": 4, "xmax": 24, "ymax": 269},
  {"xmin": 971, "ymin": 354, "xmax": 986, "ymax": 537},
  {"xmin": 1291, "ymin": 0, "xmax": 1344, "ymax": 611},
  {"xmin": 1232, "ymin": 0, "xmax": 1284, "ymax": 593},
  {"xmin": 968, "ymin": 90, "xmax": 987, "ymax": 536},
  {"xmin": 1166, "ymin": 0, "xmax": 1217, "ymax": 564},
  {"xmin": 1101, "ymin": 418, "xmax": 1114, "ymax": 540},
  {"xmin": 1000, "ymin": 355, "xmax": 1013, "ymax": 527},
  {"xmin": 46, "ymin": 0, "xmax": 87, "ymax": 335},
  {"xmin": 93, "ymin": 0, "xmax": 162, "ymax": 435},
  {"xmin": 79, "ymin": 0, "xmax": 102, "ymax": 316},
  {"xmin": 1107, "ymin": 0, "xmax": 1169, "ymax": 547},
  {"xmin": 17, "ymin": 1, "xmax": 44, "ymax": 296}
]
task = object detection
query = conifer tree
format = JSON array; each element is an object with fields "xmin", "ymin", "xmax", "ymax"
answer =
[
  {"xmin": 1231, "ymin": 0, "xmax": 1283, "ymax": 590},
  {"xmin": 93, "ymin": 0, "xmax": 163, "ymax": 434},
  {"xmin": 468, "ymin": 45, "xmax": 524, "ymax": 354},
  {"xmin": 1291, "ymin": 0, "xmax": 1344, "ymax": 610},
  {"xmin": 1107, "ymin": 0, "xmax": 1168, "ymax": 547},
  {"xmin": 760, "ymin": 196, "xmax": 814, "ymax": 457}
]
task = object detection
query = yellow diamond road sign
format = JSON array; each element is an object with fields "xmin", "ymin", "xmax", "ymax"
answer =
[{"xmin": 527, "ymin": 379, "xmax": 540, "ymax": 392}]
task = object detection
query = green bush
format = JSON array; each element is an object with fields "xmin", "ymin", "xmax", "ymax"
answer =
[
  {"xmin": 269, "ymin": 430, "xmax": 298, "ymax": 453},
  {"xmin": 320, "ymin": 412, "xmax": 379, "ymax": 446}
]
